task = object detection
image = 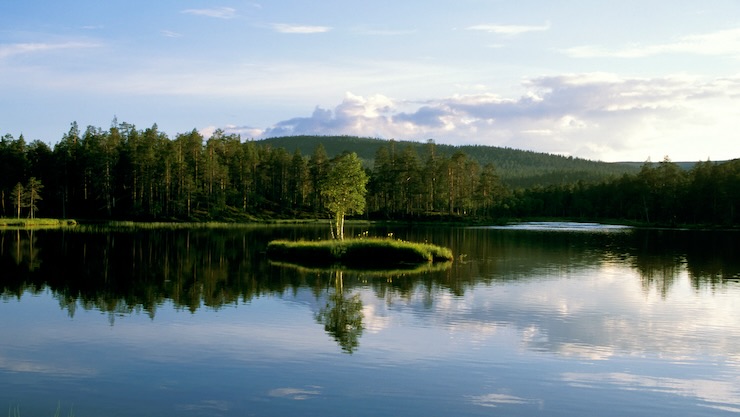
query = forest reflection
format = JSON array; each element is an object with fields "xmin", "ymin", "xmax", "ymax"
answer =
[{"xmin": 1, "ymin": 226, "xmax": 738, "ymax": 321}]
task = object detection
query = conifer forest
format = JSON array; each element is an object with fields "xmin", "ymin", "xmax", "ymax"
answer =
[{"xmin": 1, "ymin": 121, "xmax": 738, "ymax": 227}]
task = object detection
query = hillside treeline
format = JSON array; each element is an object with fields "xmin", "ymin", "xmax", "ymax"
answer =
[
  {"xmin": 511, "ymin": 158, "xmax": 739, "ymax": 226},
  {"xmin": 260, "ymin": 135, "xmax": 638, "ymax": 188},
  {"xmin": 1, "ymin": 121, "xmax": 738, "ymax": 226}
]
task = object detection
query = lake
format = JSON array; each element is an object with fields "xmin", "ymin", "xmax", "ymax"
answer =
[{"xmin": 1, "ymin": 222, "xmax": 739, "ymax": 416}]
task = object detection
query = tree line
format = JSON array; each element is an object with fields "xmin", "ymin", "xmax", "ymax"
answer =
[
  {"xmin": 259, "ymin": 135, "xmax": 639, "ymax": 188},
  {"xmin": 1, "ymin": 121, "xmax": 738, "ymax": 226},
  {"xmin": 509, "ymin": 157, "xmax": 740, "ymax": 226}
]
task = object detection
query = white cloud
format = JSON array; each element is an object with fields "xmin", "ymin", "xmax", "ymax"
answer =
[
  {"xmin": 271, "ymin": 23, "xmax": 332, "ymax": 34},
  {"xmin": 0, "ymin": 41, "xmax": 100, "ymax": 59},
  {"xmin": 256, "ymin": 74, "xmax": 740, "ymax": 161},
  {"xmin": 200, "ymin": 124, "xmax": 263, "ymax": 139},
  {"xmin": 181, "ymin": 7, "xmax": 237, "ymax": 19},
  {"xmin": 563, "ymin": 27, "xmax": 740, "ymax": 58},
  {"xmin": 467, "ymin": 22, "xmax": 550, "ymax": 36},
  {"xmin": 262, "ymin": 93, "xmax": 399, "ymax": 138}
]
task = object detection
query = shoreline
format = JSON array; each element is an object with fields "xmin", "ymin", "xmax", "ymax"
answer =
[
  {"xmin": 0, "ymin": 218, "xmax": 78, "ymax": 228},
  {"xmin": 1, "ymin": 217, "xmax": 737, "ymax": 232}
]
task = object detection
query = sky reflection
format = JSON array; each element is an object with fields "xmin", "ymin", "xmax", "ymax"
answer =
[
  {"xmin": 352, "ymin": 263, "xmax": 740, "ymax": 364},
  {"xmin": 561, "ymin": 372, "xmax": 740, "ymax": 413},
  {"xmin": 3, "ymin": 254, "xmax": 738, "ymax": 367}
]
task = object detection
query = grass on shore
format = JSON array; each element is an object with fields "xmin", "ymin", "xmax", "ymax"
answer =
[
  {"xmin": 266, "ymin": 238, "xmax": 453, "ymax": 269},
  {"xmin": 0, "ymin": 218, "xmax": 77, "ymax": 228},
  {"xmin": 99, "ymin": 218, "xmax": 345, "ymax": 228}
]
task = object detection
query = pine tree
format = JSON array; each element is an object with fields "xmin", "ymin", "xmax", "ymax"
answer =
[
  {"xmin": 11, "ymin": 182, "xmax": 24, "ymax": 219},
  {"xmin": 26, "ymin": 177, "xmax": 44, "ymax": 219}
]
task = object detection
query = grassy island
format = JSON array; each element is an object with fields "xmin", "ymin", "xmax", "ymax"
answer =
[{"xmin": 267, "ymin": 238, "xmax": 453, "ymax": 269}]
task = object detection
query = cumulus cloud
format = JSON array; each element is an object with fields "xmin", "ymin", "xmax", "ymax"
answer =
[
  {"xmin": 563, "ymin": 27, "xmax": 740, "ymax": 58},
  {"xmin": 256, "ymin": 74, "xmax": 740, "ymax": 161},
  {"xmin": 271, "ymin": 23, "xmax": 332, "ymax": 34},
  {"xmin": 181, "ymin": 7, "xmax": 237, "ymax": 19},
  {"xmin": 467, "ymin": 22, "xmax": 551, "ymax": 36},
  {"xmin": 262, "ymin": 93, "xmax": 396, "ymax": 137}
]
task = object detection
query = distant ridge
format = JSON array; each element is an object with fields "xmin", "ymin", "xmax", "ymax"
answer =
[
  {"xmin": 256, "ymin": 135, "xmax": 639, "ymax": 188},
  {"xmin": 618, "ymin": 161, "xmax": 724, "ymax": 170}
]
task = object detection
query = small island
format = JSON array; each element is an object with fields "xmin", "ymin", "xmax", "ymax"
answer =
[
  {"xmin": 266, "ymin": 151, "xmax": 453, "ymax": 269},
  {"xmin": 267, "ymin": 238, "xmax": 453, "ymax": 269}
]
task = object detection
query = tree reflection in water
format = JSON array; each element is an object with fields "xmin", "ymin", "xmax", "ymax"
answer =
[
  {"xmin": 315, "ymin": 270, "xmax": 364, "ymax": 353},
  {"xmin": 1, "ymin": 225, "xmax": 738, "ymax": 321}
]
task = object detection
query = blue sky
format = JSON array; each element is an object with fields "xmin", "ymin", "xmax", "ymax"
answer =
[{"xmin": 1, "ymin": 1, "xmax": 739, "ymax": 162}]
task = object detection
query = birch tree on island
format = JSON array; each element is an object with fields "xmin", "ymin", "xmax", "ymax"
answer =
[{"xmin": 320, "ymin": 152, "xmax": 368, "ymax": 240}]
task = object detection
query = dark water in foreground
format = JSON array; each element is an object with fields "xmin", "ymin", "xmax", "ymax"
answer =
[{"xmin": 1, "ymin": 223, "xmax": 739, "ymax": 416}]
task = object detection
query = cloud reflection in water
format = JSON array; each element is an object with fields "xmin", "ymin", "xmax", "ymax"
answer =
[{"xmin": 562, "ymin": 372, "xmax": 740, "ymax": 413}]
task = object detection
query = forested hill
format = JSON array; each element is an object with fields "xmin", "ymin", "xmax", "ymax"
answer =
[{"xmin": 258, "ymin": 135, "xmax": 639, "ymax": 188}]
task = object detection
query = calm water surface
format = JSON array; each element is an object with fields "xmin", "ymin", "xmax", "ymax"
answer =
[{"xmin": 1, "ymin": 223, "xmax": 739, "ymax": 416}]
